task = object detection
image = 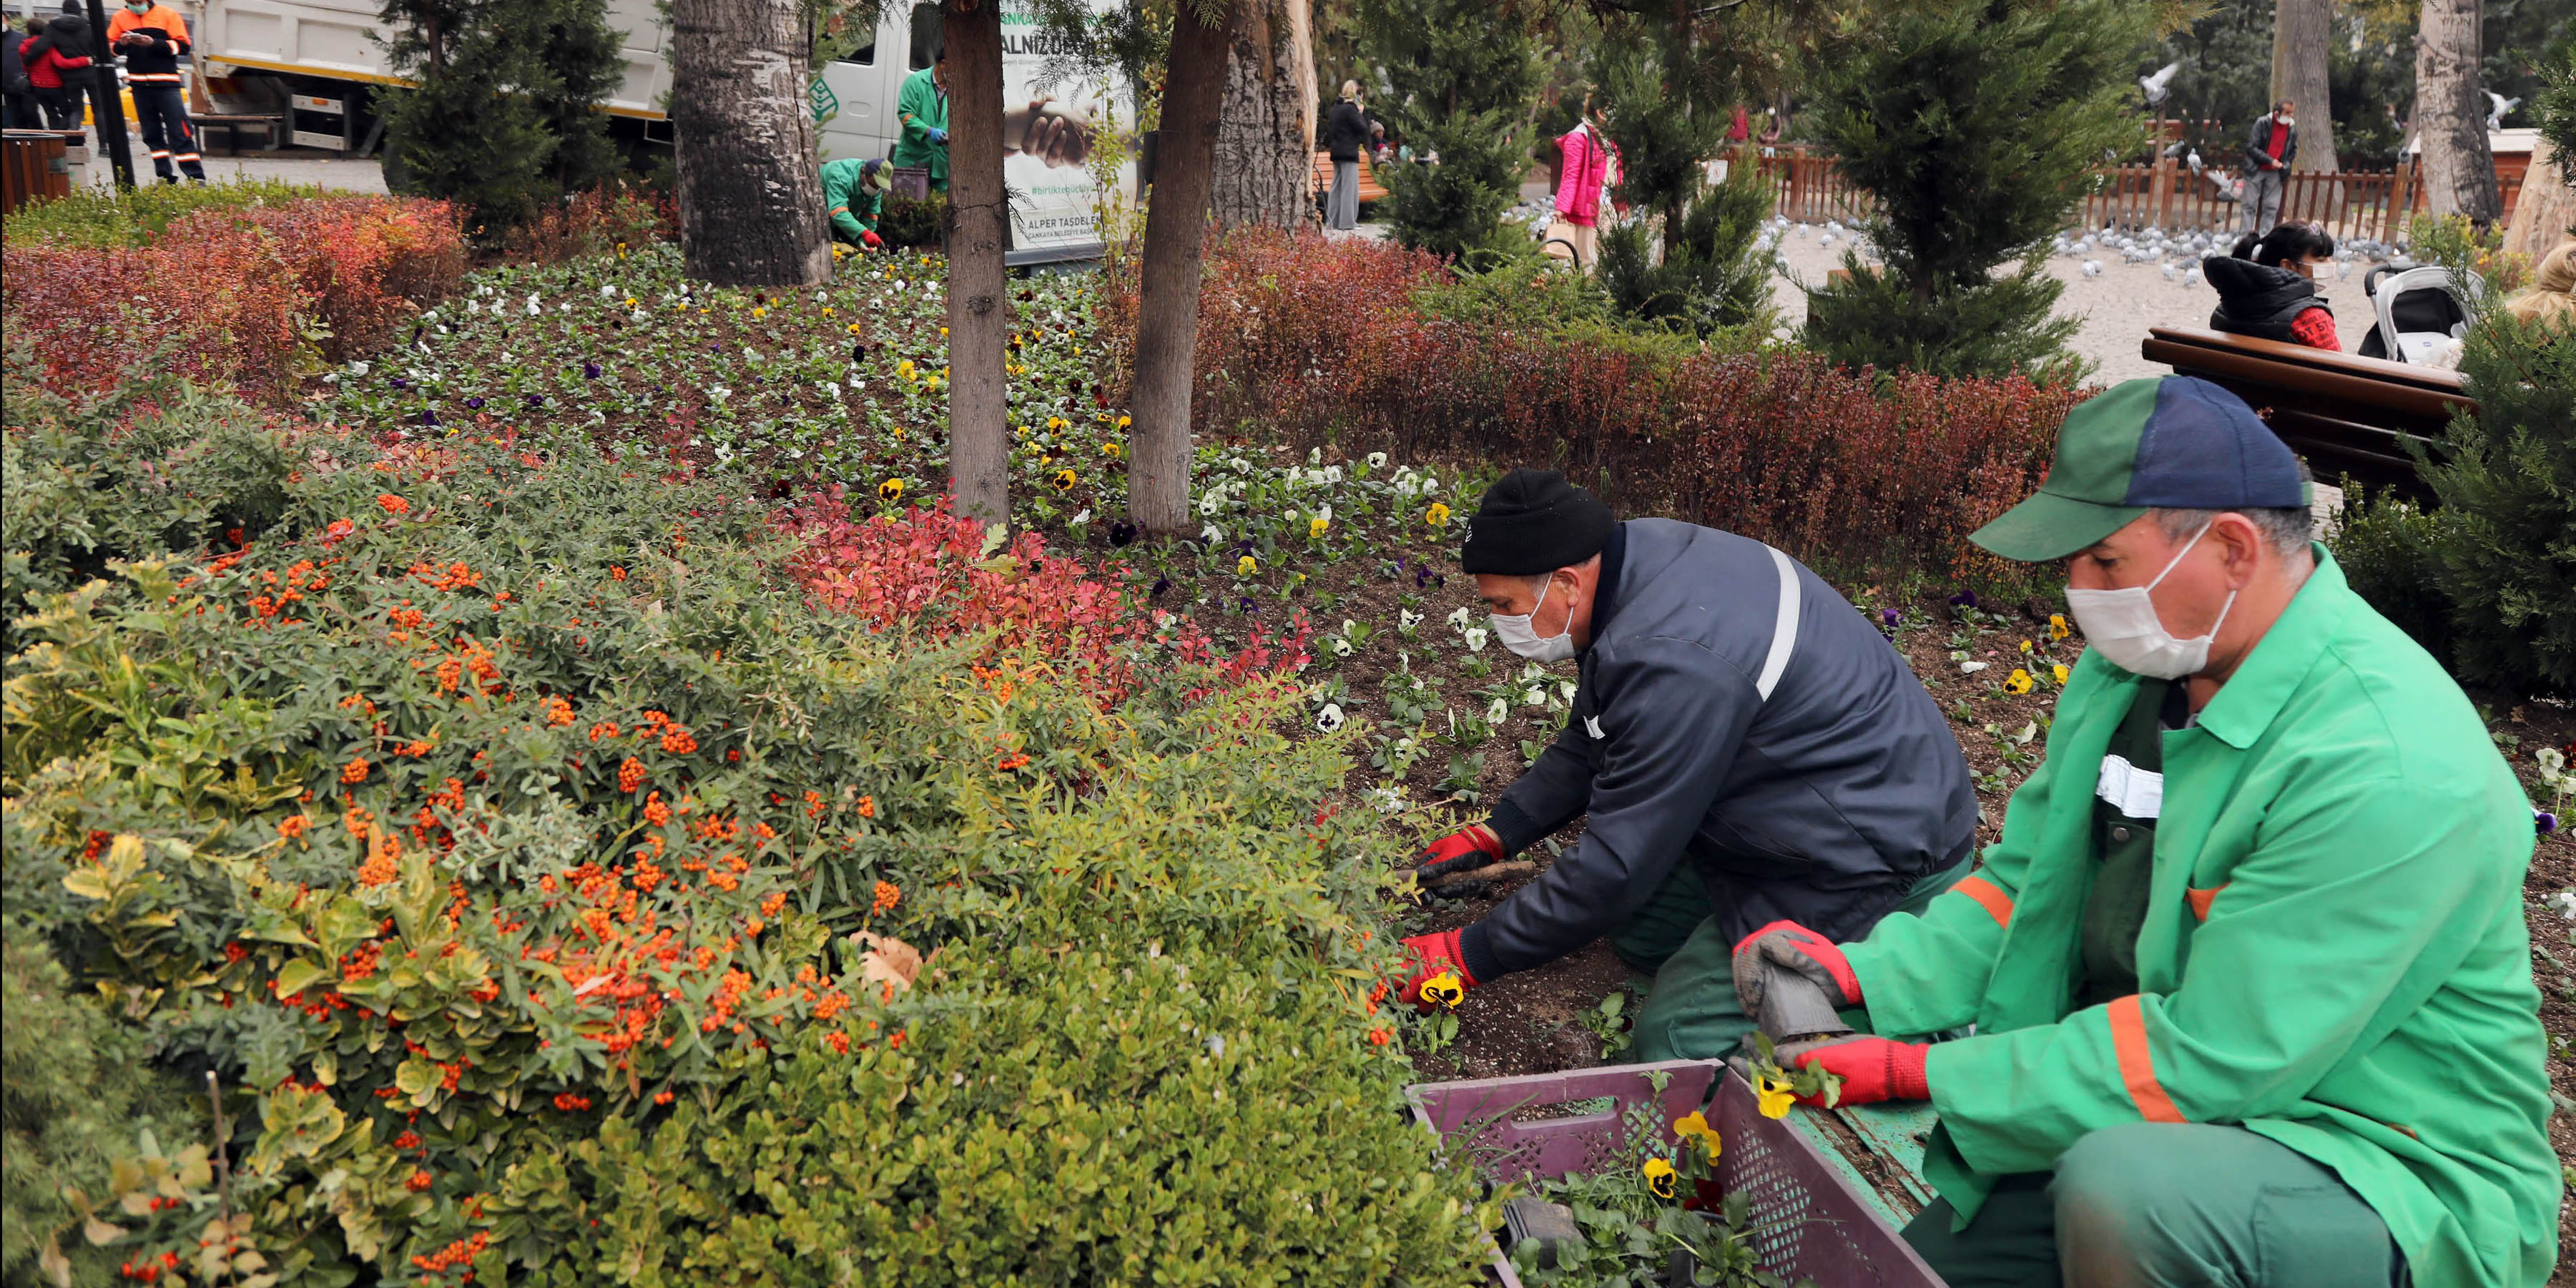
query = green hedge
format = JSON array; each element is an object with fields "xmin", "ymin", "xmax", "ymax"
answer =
[
  {"xmin": 0, "ymin": 178, "xmax": 332, "ymax": 250},
  {"xmin": 0, "ymin": 364, "xmax": 1495, "ymax": 1284}
]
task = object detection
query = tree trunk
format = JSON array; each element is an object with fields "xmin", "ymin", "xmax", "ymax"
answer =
[
  {"xmin": 2414, "ymin": 0, "xmax": 2502, "ymax": 225},
  {"xmin": 2502, "ymin": 138, "xmax": 2570, "ymax": 262},
  {"xmin": 1211, "ymin": 0, "xmax": 1316, "ymax": 229},
  {"xmin": 2268, "ymin": 0, "xmax": 2338, "ymax": 173},
  {"xmin": 943, "ymin": 0, "xmax": 1010, "ymax": 524},
  {"xmin": 670, "ymin": 0, "xmax": 831, "ymax": 285},
  {"xmin": 1126, "ymin": 0, "xmax": 1235, "ymax": 535}
]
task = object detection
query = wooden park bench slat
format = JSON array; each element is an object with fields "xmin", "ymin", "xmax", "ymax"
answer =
[
  {"xmin": 1312, "ymin": 150, "xmax": 1390, "ymax": 205},
  {"xmin": 2140, "ymin": 325, "xmax": 2474, "ymax": 502}
]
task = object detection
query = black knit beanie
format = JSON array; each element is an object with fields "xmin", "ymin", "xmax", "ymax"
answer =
[{"xmin": 1460, "ymin": 468, "xmax": 1615, "ymax": 575}]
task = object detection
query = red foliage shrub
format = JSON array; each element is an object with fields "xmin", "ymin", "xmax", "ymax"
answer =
[
  {"xmin": 495, "ymin": 185, "xmax": 677, "ymax": 263},
  {"xmin": 4, "ymin": 195, "xmax": 463, "ymax": 403},
  {"xmin": 1099, "ymin": 227, "xmax": 2089, "ymax": 584},
  {"xmin": 780, "ymin": 495, "xmax": 1309, "ymax": 704},
  {"xmin": 168, "ymin": 197, "xmax": 468, "ymax": 360}
]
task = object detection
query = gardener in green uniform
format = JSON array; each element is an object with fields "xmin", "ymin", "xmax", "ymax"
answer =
[
  {"xmin": 821, "ymin": 157, "xmax": 892, "ymax": 250},
  {"xmin": 1731, "ymin": 375, "xmax": 2559, "ymax": 1288},
  {"xmin": 893, "ymin": 48, "xmax": 949, "ymax": 193}
]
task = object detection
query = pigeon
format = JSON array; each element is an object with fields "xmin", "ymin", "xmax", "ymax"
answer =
[
  {"xmin": 2140, "ymin": 61, "xmax": 2182, "ymax": 107},
  {"xmin": 2081, "ymin": 260, "xmax": 2103, "ymax": 277},
  {"xmin": 2487, "ymin": 92, "xmax": 2520, "ymax": 130},
  {"xmin": 2186, "ymin": 148, "xmax": 2203, "ymax": 174},
  {"xmin": 2183, "ymin": 265, "xmax": 2203, "ymax": 287}
]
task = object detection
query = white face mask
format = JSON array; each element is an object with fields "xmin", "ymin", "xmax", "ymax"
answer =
[
  {"xmin": 1492, "ymin": 575, "xmax": 1577, "ymax": 663},
  {"xmin": 2064, "ymin": 521, "xmax": 2236, "ymax": 679}
]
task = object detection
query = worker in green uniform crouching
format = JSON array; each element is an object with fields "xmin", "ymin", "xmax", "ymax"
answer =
[
  {"xmin": 1731, "ymin": 375, "xmax": 2559, "ymax": 1287},
  {"xmin": 820, "ymin": 157, "xmax": 891, "ymax": 250}
]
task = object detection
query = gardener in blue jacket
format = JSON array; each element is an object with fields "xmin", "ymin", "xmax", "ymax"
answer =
[{"xmin": 1395, "ymin": 469, "xmax": 1980, "ymax": 1060}]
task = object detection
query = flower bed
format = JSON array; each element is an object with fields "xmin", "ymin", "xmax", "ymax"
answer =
[
  {"xmin": 1098, "ymin": 227, "xmax": 2088, "ymax": 589},
  {"xmin": 1, "ymin": 367, "xmax": 1495, "ymax": 1285}
]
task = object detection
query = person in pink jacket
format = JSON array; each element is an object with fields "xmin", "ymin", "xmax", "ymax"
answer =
[{"xmin": 1554, "ymin": 102, "xmax": 1618, "ymax": 268}]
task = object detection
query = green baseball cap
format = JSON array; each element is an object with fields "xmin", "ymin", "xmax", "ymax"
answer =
[{"xmin": 1969, "ymin": 375, "xmax": 2307, "ymax": 563}]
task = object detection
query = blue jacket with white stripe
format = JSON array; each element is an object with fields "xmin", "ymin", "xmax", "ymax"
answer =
[{"xmin": 1457, "ymin": 518, "xmax": 1979, "ymax": 981}]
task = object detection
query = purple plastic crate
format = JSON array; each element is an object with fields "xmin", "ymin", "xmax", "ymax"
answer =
[{"xmin": 1410, "ymin": 1061, "xmax": 1945, "ymax": 1288}]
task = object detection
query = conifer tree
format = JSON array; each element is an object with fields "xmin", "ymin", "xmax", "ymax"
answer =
[
  {"xmin": 1357, "ymin": 0, "xmax": 1544, "ymax": 260},
  {"xmin": 376, "ymin": 0, "xmax": 624, "ymax": 235},
  {"xmin": 1799, "ymin": 0, "xmax": 2146, "ymax": 380},
  {"xmin": 1591, "ymin": 26, "xmax": 1773, "ymax": 334}
]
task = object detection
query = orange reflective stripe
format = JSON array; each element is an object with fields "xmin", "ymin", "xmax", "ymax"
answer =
[
  {"xmin": 1952, "ymin": 873, "xmax": 2015, "ymax": 928},
  {"xmin": 2108, "ymin": 995, "xmax": 2186, "ymax": 1123},
  {"xmin": 2186, "ymin": 883, "xmax": 2229, "ymax": 922}
]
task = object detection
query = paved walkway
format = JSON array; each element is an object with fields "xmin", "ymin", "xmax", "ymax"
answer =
[{"xmin": 69, "ymin": 127, "xmax": 385, "ymax": 193}]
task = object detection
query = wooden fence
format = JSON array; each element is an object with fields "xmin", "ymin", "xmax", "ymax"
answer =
[{"xmin": 1750, "ymin": 148, "xmax": 2525, "ymax": 242}]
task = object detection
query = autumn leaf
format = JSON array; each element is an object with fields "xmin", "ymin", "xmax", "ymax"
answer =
[{"xmin": 852, "ymin": 930, "xmax": 922, "ymax": 997}]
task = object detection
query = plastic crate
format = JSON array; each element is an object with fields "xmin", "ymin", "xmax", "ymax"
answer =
[{"xmin": 1409, "ymin": 1059, "xmax": 1945, "ymax": 1287}]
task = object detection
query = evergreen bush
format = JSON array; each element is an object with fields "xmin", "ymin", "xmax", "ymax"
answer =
[
  {"xmin": 1797, "ymin": 0, "xmax": 2146, "ymax": 380},
  {"xmin": 1590, "ymin": 28, "xmax": 1774, "ymax": 337},
  {"xmin": 1357, "ymin": 0, "xmax": 1546, "ymax": 260},
  {"xmin": 375, "ymin": 0, "xmax": 625, "ymax": 235}
]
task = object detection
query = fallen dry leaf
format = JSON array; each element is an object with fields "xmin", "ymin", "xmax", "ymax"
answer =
[{"xmin": 852, "ymin": 931, "xmax": 922, "ymax": 996}]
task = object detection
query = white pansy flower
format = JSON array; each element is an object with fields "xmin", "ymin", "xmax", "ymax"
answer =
[
  {"xmin": 1316, "ymin": 704, "xmax": 1347, "ymax": 733},
  {"xmin": 1464, "ymin": 627, "xmax": 1490, "ymax": 653},
  {"xmin": 1399, "ymin": 609, "xmax": 1424, "ymax": 631},
  {"xmin": 1367, "ymin": 452, "xmax": 1389, "ymax": 470},
  {"xmin": 1485, "ymin": 698, "xmax": 1509, "ymax": 724},
  {"xmin": 1201, "ymin": 523, "xmax": 1224, "ymax": 544},
  {"xmin": 1323, "ymin": 465, "xmax": 1343, "ymax": 483},
  {"xmin": 1523, "ymin": 687, "xmax": 1547, "ymax": 707},
  {"xmin": 708, "ymin": 385, "xmax": 732, "ymax": 402},
  {"xmin": 1447, "ymin": 606, "xmax": 1473, "ymax": 630},
  {"xmin": 348, "ymin": 360, "xmax": 371, "ymax": 376},
  {"xmin": 1071, "ymin": 509, "xmax": 1091, "ymax": 526},
  {"xmin": 1331, "ymin": 636, "xmax": 1354, "ymax": 657}
]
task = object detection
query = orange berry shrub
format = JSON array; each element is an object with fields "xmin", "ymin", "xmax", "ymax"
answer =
[{"xmin": 1, "ymin": 373, "xmax": 1486, "ymax": 1282}]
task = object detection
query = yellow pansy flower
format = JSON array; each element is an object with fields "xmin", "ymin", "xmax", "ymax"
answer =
[
  {"xmin": 1421, "ymin": 971, "xmax": 1465, "ymax": 1009},
  {"xmin": 1309, "ymin": 516, "xmax": 1329, "ymax": 539},
  {"xmin": 1052, "ymin": 469, "xmax": 1078, "ymax": 492},
  {"xmin": 2003, "ymin": 668, "xmax": 2035, "ymax": 694},
  {"xmin": 2049, "ymin": 613, "xmax": 2070, "ymax": 641},
  {"xmin": 1237, "ymin": 555, "xmax": 1259, "ymax": 576},
  {"xmin": 1426, "ymin": 502, "xmax": 1451, "ymax": 528},
  {"xmin": 1673, "ymin": 1111, "xmax": 1722, "ymax": 1161},
  {"xmin": 1641, "ymin": 1156, "xmax": 1677, "ymax": 1199},
  {"xmin": 1756, "ymin": 1072, "xmax": 1797, "ymax": 1119},
  {"xmin": 1101, "ymin": 441, "xmax": 1123, "ymax": 458},
  {"xmin": 877, "ymin": 478, "xmax": 904, "ymax": 501}
]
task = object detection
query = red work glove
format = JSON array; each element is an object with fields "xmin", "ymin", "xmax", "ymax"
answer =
[
  {"xmin": 1790, "ymin": 1037, "xmax": 1929, "ymax": 1106},
  {"xmin": 1417, "ymin": 823, "xmax": 1504, "ymax": 883},
  {"xmin": 1731, "ymin": 919, "xmax": 1863, "ymax": 1017},
  {"xmin": 1395, "ymin": 928, "xmax": 1478, "ymax": 1011},
  {"xmin": 860, "ymin": 229, "xmax": 883, "ymax": 249}
]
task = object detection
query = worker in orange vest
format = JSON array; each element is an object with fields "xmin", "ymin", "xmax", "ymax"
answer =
[{"xmin": 107, "ymin": 0, "xmax": 204, "ymax": 182}]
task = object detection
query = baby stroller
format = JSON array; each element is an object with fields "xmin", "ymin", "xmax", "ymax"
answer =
[{"xmin": 2356, "ymin": 265, "xmax": 2483, "ymax": 364}]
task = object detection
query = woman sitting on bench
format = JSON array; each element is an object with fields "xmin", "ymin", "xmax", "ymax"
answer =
[{"xmin": 2205, "ymin": 222, "xmax": 2339, "ymax": 352}]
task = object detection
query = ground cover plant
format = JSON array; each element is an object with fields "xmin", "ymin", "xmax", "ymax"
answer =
[{"xmin": 6, "ymin": 196, "xmax": 2572, "ymax": 1282}]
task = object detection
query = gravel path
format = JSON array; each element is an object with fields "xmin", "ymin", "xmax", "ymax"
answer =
[{"xmin": 1761, "ymin": 228, "xmax": 2399, "ymax": 383}]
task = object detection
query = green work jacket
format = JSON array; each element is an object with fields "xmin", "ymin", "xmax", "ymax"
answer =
[
  {"xmin": 893, "ymin": 66, "xmax": 948, "ymax": 185},
  {"xmin": 1843, "ymin": 549, "xmax": 2557, "ymax": 1288},
  {"xmin": 820, "ymin": 157, "xmax": 883, "ymax": 242}
]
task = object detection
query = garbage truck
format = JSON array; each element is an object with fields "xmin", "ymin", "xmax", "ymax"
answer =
[{"xmin": 192, "ymin": 0, "xmax": 1134, "ymax": 261}]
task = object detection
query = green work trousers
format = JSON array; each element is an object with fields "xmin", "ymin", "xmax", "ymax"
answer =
[
  {"xmin": 1903, "ymin": 1122, "xmax": 2404, "ymax": 1288},
  {"xmin": 1626, "ymin": 859, "xmax": 1968, "ymax": 1063}
]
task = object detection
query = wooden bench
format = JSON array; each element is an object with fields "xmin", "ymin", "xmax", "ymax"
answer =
[
  {"xmin": 1312, "ymin": 150, "xmax": 1390, "ymax": 204},
  {"xmin": 2140, "ymin": 325, "xmax": 2474, "ymax": 502},
  {"xmin": 195, "ymin": 113, "xmax": 285, "ymax": 155}
]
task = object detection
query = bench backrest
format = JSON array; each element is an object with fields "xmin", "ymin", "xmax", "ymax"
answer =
[{"xmin": 2139, "ymin": 326, "xmax": 2472, "ymax": 501}]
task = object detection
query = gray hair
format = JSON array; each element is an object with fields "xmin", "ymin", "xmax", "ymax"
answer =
[{"xmin": 2149, "ymin": 506, "xmax": 2314, "ymax": 561}]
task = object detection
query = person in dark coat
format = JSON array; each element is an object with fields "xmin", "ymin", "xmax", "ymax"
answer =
[
  {"xmin": 1392, "ymin": 470, "xmax": 1980, "ymax": 1061},
  {"xmin": 2206, "ymin": 222, "xmax": 2339, "ymax": 350},
  {"xmin": 3, "ymin": 16, "xmax": 39, "ymax": 130},
  {"xmin": 1323, "ymin": 79, "xmax": 1369, "ymax": 231},
  {"xmin": 2238, "ymin": 100, "xmax": 2298, "ymax": 232}
]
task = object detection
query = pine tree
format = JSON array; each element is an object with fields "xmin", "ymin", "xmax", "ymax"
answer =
[
  {"xmin": 1357, "ymin": 0, "xmax": 1544, "ymax": 260},
  {"xmin": 1592, "ymin": 25, "xmax": 1774, "ymax": 335},
  {"xmin": 376, "ymin": 0, "xmax": 624, "ymax": 235},
  {"xmin": 1799, "ymin": 0, "xmax": 2146, "ymax": 380}
]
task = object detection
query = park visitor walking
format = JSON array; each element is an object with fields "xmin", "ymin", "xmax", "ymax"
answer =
[
  {"xmin": 18, "ymin": 13, "xmax": 89, "ymax": 132},
  {"xmin": 1553, "ymin": 102, "xmax": 1618, "ymax": 267},
  {"xmin": 2206, "ymin": 222, "xmax": 2340, "ymax": 350},
  {"xmin": 2240, "ymin": 99, "xmax": 2296, "ymax": 232},
  {"xmin": 1324, "ymin": 80, "xmax": 1368, "ymax": 230},
  {"xmin": 893, "ymin": 46, "xmax": 948, "ymax": 193},
  {"xmin": 2, "ymin": 16, "xmax": 36, "ymax": 130},
  {"xmin": 107, "ymin": 0, "xmax": 205, "ymax": 182},
  {"xmin": 1731, "ymin": 375, "xmax": 2557, "ymax": 1288},
  {"xmin": 1391, "ymin": 469, "xmax": 1980, "ymax": 1063}
]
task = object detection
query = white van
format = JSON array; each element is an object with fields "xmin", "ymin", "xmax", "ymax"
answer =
[{"xmin": 197, "ymin": 0, "xmax": 1132, "ymax": 260}]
